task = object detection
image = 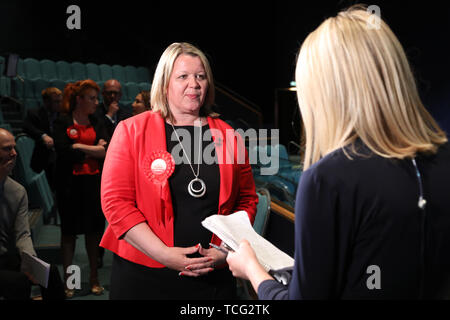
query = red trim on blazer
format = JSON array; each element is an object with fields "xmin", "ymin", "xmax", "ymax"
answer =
[{"xmin": 100, "ymin": 111, "xmax": 258, "ymax": 268}]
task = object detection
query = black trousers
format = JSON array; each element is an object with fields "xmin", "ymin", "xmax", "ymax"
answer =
[
  {"xmin": 0, "ymin": 251, "xmax": 31, "ymax": 300},
  {"xmin": 0, "ymin": 251, "xmax": 65, "ymax": 300},
  {"xmin": 110, "ymin": 254, "xmax": 236, "ymax": 300}
]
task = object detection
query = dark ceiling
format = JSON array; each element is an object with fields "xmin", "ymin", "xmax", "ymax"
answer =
[{"xmin": 2, "ymin": 0, "xmax": 450, "ymax": 129}]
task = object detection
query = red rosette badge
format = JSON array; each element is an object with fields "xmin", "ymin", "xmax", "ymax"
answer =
[
  {"xmin": 143, "ymin": 150, "xmax": 175, "ymax": 184},
  {"xmin": 67, "ymin": 126, "xmax": 80, "ymax": 140}
]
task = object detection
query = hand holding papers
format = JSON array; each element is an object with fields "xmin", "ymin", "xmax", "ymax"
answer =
[
  {"xmin": 20, "ymin": 251, "xmax": 51, "ymax": 288},
  {"xmin": 202, "ymin": 211, "xmax": 294, "ymax": 272}
]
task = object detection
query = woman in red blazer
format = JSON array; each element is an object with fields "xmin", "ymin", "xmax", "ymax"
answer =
[{"xmin": 100, "ymin": 42, "xmax": 258, "ymax": 299}]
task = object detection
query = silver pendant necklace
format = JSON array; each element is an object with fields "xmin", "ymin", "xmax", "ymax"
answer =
[{"xmin": 170, "ymin": 120, "xmax": 206, "ymax": 198}]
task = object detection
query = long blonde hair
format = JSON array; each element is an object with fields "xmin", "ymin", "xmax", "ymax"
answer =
[
  {"xmin": 296, "ymin": 5, "xmax": 447, "ymax": 170},
  {"xmin": 150, "ymin": 42, "xmax": 218, "ymax": 121}
]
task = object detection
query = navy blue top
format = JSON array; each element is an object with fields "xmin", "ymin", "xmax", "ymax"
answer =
[{"xmin": 258, "ymin": 141, "xmax": 450, "ymax": 299}]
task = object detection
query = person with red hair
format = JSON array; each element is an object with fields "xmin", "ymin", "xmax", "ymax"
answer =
[{"xmin": 53, "ymin": 79, "xmax": 108, "ymax": 298}]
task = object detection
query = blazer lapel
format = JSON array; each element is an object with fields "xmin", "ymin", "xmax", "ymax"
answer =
[
  {"xmin": 145, "ymin": 113, "xmax": 174, "ymax": 229},
  {"xmin": 148, "ymin": 112, "xmax": 167, "ymax": 151}
]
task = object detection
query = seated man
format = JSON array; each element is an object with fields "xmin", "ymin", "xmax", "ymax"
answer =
[
  {"xmin": 94, "ymin": 79, "xmax": 131, "ymax": 140},
  {"xmin": 23, "ymin": 87, "xmax": 63, "ymax": 192},
  {"xmin": 0, "ymin": 128, "xmax": 36, "ymax": 299},
  {"xmin": 0, "ymin": 128, "xmax": 64, "ymax": 300}
]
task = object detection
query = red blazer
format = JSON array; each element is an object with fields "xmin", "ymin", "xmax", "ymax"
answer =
[{"xmin": 100, "ymin": 111, "xmax": 258, "ymax": 268}]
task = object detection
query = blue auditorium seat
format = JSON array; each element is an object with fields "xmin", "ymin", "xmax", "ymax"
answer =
[
  {"xmin": 49, "ymin": 79, "xmax": 67, "ymax": 91},
  {"xmin": 12, "ymin": 74, "xmax": 41, "ymax": 115},
  {"xmin": 112, "ymin": 64, "xmax": 126, "ymax": 83},
  {"xmin": 23, "ymin": 79, "xmax": 35, "ymax": 100},
  {"xmin": 136, "ymin": 66, "xmax": 150, "ymax": 83},
  {"xmin": 278, "ymin": 168, "xmax": 301, "ymax": 186},
  {"xmin": 33, "ymin": 78, "xmax": 50, "ymax": 99},
  {"xmin": 253, "ymin": 188, "xmax": 271, "ymax": 236},
  {"xmin": 275, "ymin": 144, "xmax": 289, "ymax": 161},
  {"xmin": 23, "ymin": 58, "xmax": 41, "ymax": 80},
  {"xmin": 126, "ymin": 82, "xmax": 141, "ymax": 103},
  {"xmin": 124, "ymin": 65, "xmax": 139, "ymax": 83},
  {"xmin": 250, "ymin": 143, "xmax": 292, "ymax": 176},
  {"xmin": 12, "ymin": 77, "xmax": 24, "ymax": 100},
  {"xmin": 40, "ymin": 59, "xmax": 58, "ymax": 80},
  {"xmin": 97, "ymin": 79, "xmax": 104, "ymax": 90},
  {"xmin": 265, "ymin": 179, "xmax": 295, "ymax": 207},
  {"xmin": 99, "ymin": 64, "xmax": 112, "ymax": 81},
  {"xmin": 97, "ymin": 81, "xmax": 104, "ymax": 103},
  {"xmin": 56, "ymin": 61, "xmax": 72, "ymax": 81},
  {"xmin": 119, "ymin": 82, "xmax": 128, "ymax": 103},
  {"xmin": 139, "ymin": 82, "xmax": 151, "ymax": 92},
  {"xmin": 14, "ymin": 135, "xmax": 54, "ymax": 222},
  {"xmin": 86, "ymin": 63, "xmax": 101, "ymax": 82},
  {"xmin": 270, "ymin": 144, "xmax": 292, "ymax": 170},
  {"xmin": 17, "ymin": 58, "xmax": 25, "ymax": 78},
  {"xmin": 0, "ymin": 76, "xmax": 11, "ymax": 96},
  {"xmin": 71, "ymin": 61, "xmax": 87, "ymax": 80},
  {"xmin": 236, "ymin": 186, "xmax": 272, "ymax": 300}
]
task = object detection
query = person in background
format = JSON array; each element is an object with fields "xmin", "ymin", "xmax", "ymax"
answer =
[
  {"xmin": 0, "ymin": 128, "xmax": 36, "ymax": 299},
  {"xmin": 23, "ymin": 87, "xmax": 63, "ymax": 192},
  {"xmin": 227, "ymin": 5, "xmax": 450, "ymax": 299},
  {"xmin": 0, "ymin": 128, "xmax": 65, "ymax": 300},
  {"xmin": 54, "ymin": 80, "xmax": 108, "ymax": 298},
  {"xmin": 94, "ymin": 79, "xmax": 131, "ymax": 140},
  {"xmin": 92, "ymin": 80, "xmax": 130, "ymax": 268},
  {"xmin": 131, "ymin": 90, "xmax": 151, "ymax": 116},
  {"xmin": 100, "ymin": 42, "xmax": 258, "ymax": 299}
]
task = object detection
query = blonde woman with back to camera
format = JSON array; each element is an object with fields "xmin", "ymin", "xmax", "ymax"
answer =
[{"xmin": 227, "ymin": 5, "xmax": 450, "ymax": 299}]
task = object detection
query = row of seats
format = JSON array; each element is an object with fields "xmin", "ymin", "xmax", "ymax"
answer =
[
  {"xmin": 0, "ymin": 55, "xmax": 152, "ymax": 113},
  {"xmin": 236, "ymin": 187, "xmax": 271, "ymax": 299},
  {"xmin": 0, "ymin": 108, "xmax": 12, "ymax": 132},
  {"xmin": 250, "ymin": 143, "xmax": 293, "ymax": 172},
  {"xmin": 13, "ymin": 77, "xmax": 150, "ymax": 116},
  {"xmin": 250, "ymin": 143, "xmax": 302, "ymax": 207},
  {"xmin": 15, "ymin": 57, "xmax": 151, "ymax": 84}
]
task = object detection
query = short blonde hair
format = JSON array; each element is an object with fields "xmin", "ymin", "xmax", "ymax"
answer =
[
  {"xmin": 150, "ymin": 42, "xmax": 218, "ymax": 121},
  {"xmin": 296, "ymin": 5, "xmax": 447, "ymax": 169}
]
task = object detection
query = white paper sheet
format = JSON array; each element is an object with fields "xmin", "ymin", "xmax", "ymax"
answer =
[
  {"xmin": 20, "ymin": 251, "xmax": 50, "ymax": 288},
  {"xmin": 202, "ymin": 211, "xmax": 294, "ymax": 271}
]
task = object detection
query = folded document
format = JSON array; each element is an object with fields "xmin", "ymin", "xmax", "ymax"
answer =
[{"xmin": 20, "ymin": 251, "xmax": 50, "ymax": 288}]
